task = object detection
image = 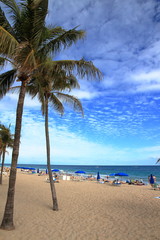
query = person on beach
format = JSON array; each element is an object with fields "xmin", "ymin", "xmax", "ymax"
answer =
[{"xmin": 148, "ymin": 174, "xmax": 156, "ymax": 186}]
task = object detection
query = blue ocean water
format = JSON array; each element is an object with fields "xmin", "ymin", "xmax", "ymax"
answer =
[{"xmin": 4, "ymin": 164, "xmax": 160, "ymax": 183}]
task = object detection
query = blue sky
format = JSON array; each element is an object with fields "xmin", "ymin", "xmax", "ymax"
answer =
[{"xmin": 1, "ymin": 0, "xmax": 160, "ymax": 165}]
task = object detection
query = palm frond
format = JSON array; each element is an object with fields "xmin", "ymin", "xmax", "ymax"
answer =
[
  {"xmin": 39, "ymin": 27, "xmax": 85, "ymax": 57},
  {"xmin": 0, "ymin": 26, "xmax": 19, "ymax": 57},
  {"xmin": 1, "ymin": 0, "xmax": 21, "ymax": 35},
  {"xmin": 22, "ymin": 49, "xmax": 37, "ymax": 70},
  {"xmin": 156, "ymin": 158, "xmax": 160, "ymax": 164},
  {"xmin": 49, "ymin": 93, "xmax": 64, "ymax": 115},
  {"xmin": 30, "ymin": 0, "xmax": 48, "ymax": 47},
  {"xmin": 0, "ymin": 7, "xmax": 16, "ymax": 38},
  {"xmin": 42, "ymin": 59, "xmax": 102, "ymax": 81},
  {"xmin": 52, "ymin": 74, "xmax": 80, "ymax": 92},
  {"xmin": 0, "ymin": 56, "xmax": 14, "ymax": 66},
  {"xmin": 1, "ymin": 0, "xmax": 20, "ymax": 16},
  {"xmin": 26, "ymin": 77, "xmax": 46, "ymax": 114},
  {"xmin": 0, "ymin": 56, "xmax": 6, "ymax": 68},
  {"xmin": 19, "ymin": 0, "xmax": 48, "ymax": 47},
  {"xmin": 9, "ymin": 85, "xmax": 20, "ymax": 94},
  {"xmin": 0, "ymin": 123, "xmax": 14, "ymax": 148},
  {"xmin": 0, "ymin": 69, "xmax": 16, "ymax": 98},
  {"xmin": 13, "ymin": 42, "xmax": 37, "ymax": 73},
  {"xmin": 52, "ymin": 92, "xmax": 83, "ymax": 116}
]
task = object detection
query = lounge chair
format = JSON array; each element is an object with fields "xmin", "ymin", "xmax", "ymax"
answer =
[{"xmin": 46, "ymin": 177, "xmax": 59, "ymax": 183}]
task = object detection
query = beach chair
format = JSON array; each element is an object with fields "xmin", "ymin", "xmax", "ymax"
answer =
[{"xmin": 46, "ymin": 177, "xmax": 59, "ymax": 183}]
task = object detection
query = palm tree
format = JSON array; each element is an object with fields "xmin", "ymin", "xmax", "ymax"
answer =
[
  {"xmin": 0, "ymin": 124, "xmax": 14, "ymax": 184},
  {"xmin": 0, "ymin": 138, "xmax": 2, "ymax": 163},
  {"xmin": 26, "ymin": 67, "xmax": 84, "ymax": 211},
  {"xmin": 0, "ymin": 0, "xmax": 101, "ymax": 230}
]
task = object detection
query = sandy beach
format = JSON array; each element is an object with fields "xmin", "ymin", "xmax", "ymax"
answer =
[{"xmin": 0, "ymin": 172, "xmax": 160, "ymax": 240}]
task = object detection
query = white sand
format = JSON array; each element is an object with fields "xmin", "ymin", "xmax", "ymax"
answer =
[{"xmin": 0, "ymin": 172, "xmax": 160, "ymax": 240}]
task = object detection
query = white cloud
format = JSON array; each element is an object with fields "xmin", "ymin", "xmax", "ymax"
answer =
[
  {"xmin": 71, "ymin": 89, "xmax": 99, "ymax": 100},
  {"xmin": 129, "ymin": 70, "xmax": 160, "ymax": 93},
  {"xmin": 132, "ymin": 70, "xmax": 160, "ymax": 82},
  {"xmin": 2, "ymin": 108, "xmax": 158, "ymax": 166}
]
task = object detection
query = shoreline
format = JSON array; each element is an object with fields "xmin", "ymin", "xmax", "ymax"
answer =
[
  {"xmin": 3, "ymin": 164, "xmax": 160, "ymax": 184},
  {"xmin": 0, "ymin": 172, "xmax": 160, "ymax": 240}
]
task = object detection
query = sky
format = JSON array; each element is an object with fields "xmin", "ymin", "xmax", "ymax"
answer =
[{"xmin": 1, "ymin": 0, "xmax": 160, "ymax": 165}]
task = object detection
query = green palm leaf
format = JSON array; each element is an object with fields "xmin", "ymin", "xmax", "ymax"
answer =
[
  {"xmin": 49, "ymin": 93, "xmax": 64, "ymax": 115},
  {"xmin": 0, "ymin": 57, "xmax": 6, "ymax": 68},
  {"xmin": 42, "ymin": 59, "xmax": 102, "ymax": 80},
  {"xmin": 20, "ymin": 0, "xmax": 48, "ymax": 47},
  {"xmin": 0, "ymin": 7, "xmax": 16, "ymax": 38},
  {"xmin": 0, "ymin": 69, "xmax": 16, "ymax": 98},
  {"xmin": 0, "ymin": 0, "xmax": 21, "ymax": 37},
  {"xmin": 52, "ymin": 92, "xmax": 83, "ymax": 116},
  {"xmin": 52, "ymin": 73, "xmax": 80, "ymax": 92},
  {"xmin": 1, "ymin": 0, "xmax": 21, "ymax": 20},
  {"xmin": 39, "ymin": 27, "xmax": 85, "ymax": 56},
  {"xmin": 0, "ymin": 26, "xmax": 19, "ymax": 57}
]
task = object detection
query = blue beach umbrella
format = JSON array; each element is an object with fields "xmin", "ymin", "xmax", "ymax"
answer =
[
  {"xmin": 109, "ymin": 173, "xmax": 116, "ymax": 176},
  {"xmin": 52, "ymin": 169, "xmax": 60, "ymax": 172},
  {"xmin": 28, "ymin": 167, "xmax": 36, "ymax": 170},
  {"xmin": 97, "ymin": 172, "xmax": 100, "ymax": 181},
  {"xmin": 115, "ymin": 173, "xmax": 128, "ymax": 177},
  {"xmin": 75, "ymin": 170, "xmax": 86, "ymax": 174}
]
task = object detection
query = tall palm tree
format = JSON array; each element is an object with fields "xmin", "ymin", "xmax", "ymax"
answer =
[
  {"xmin": 26, "ymin": 66, "xmax": 84, "ymax": 211},
  {"xmin": 0, "ymin": 0, "xmax": 101, "ymax": 230},
  {"xmin": 0, "ymin": 124, "xmax": 14, "ymax": 184}
]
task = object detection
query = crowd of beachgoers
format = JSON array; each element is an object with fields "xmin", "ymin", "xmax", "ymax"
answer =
[{"xmin": 2, "ymin": 166, "xmax": 160, "ymax": 188}]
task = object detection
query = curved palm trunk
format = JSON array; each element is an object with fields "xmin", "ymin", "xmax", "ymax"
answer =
[
  {"xmin": 0, "ymin": 148, "xmax": 6, "ymax": 184},
  {"xmin": 1, "ymin": 81, "xmax": 26, "ymax": 230},
  {"xmin": 44, "ymin": 96, "xmax": 58, "ymax": 211}
]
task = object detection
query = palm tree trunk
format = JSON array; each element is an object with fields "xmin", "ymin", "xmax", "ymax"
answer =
[
  {"xmin": 0, "ymin": 148, "xmax": 6, "ymax": 185},
  {"xmin": 0, "ymin": 81, "xmax": 26, "ymax": 230},
  {"xmin": 44, "ymin": 96, "xmax": 58, "ymax": 211}
]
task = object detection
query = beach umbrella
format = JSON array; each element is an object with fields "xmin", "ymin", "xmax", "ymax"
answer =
[
  {"xmin": 52, "ymin": 169, "xmax": 60, "ymax": 172},
  {"xmin": 97, "ymin": 172, "xmax": 100, "ymax": 181},
  {"xmin": 109, "ymin": 173, "xmax": 116, "ymax": 176},
  {"xmin": 115, "ymin": 173, "xmax": 128, "ymax": 177},
  {"xmin": 75, "ymin": 170, "xmax": 86, "ymax": 174},
  {"xmin": 28, "ymin": 167, "xmax": 36, "ymax": 170}
]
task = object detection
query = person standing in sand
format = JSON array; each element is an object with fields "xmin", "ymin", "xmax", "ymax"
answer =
[{"xmin": 148, "ymin": 174, "xmax": 156, "ymax": 186}]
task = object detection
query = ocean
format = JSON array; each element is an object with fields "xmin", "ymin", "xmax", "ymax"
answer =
[{"xmin": 4, "ymin": 164, "xmax": 160, "ymax": 184}]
